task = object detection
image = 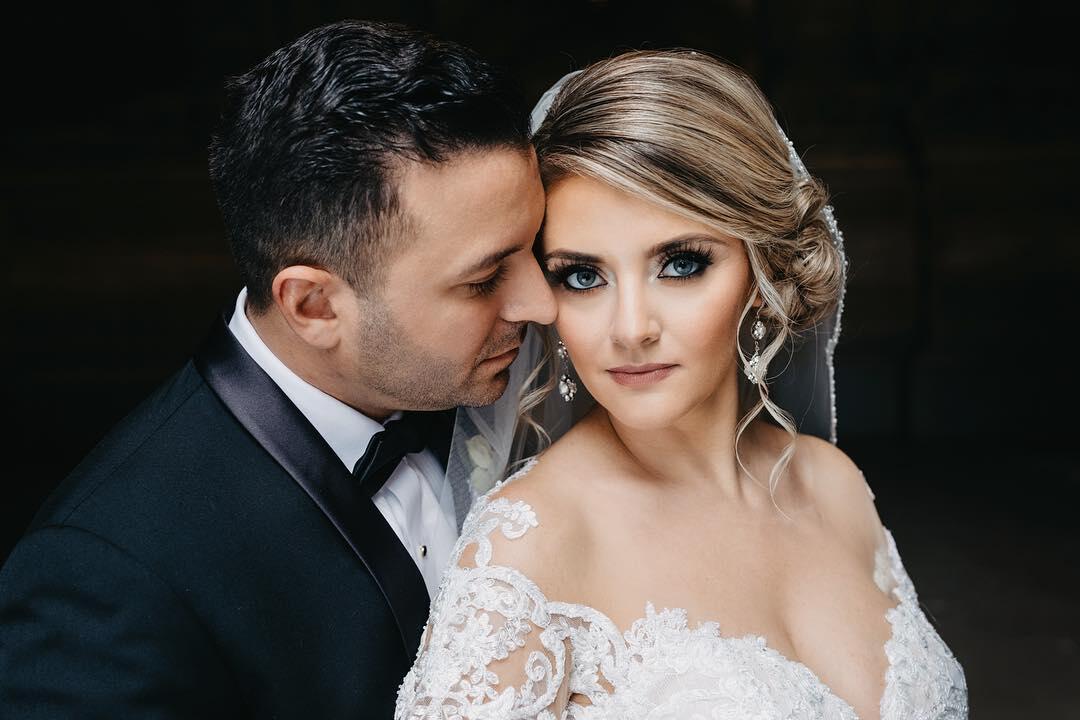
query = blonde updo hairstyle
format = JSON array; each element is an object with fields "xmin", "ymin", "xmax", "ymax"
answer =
[{"xmin": 530, "ymin": 50, "xmax": 844, "ymax": 495}]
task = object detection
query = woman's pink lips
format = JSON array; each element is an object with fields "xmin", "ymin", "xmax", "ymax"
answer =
[{"xmin": 606, "ymin": 364, "xmax": 678, "ymax": 386}]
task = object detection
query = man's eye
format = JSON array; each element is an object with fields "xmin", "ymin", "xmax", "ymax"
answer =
[{"xmin": 469, "ymin": 265, "xmax": 507, "ymax": 296}]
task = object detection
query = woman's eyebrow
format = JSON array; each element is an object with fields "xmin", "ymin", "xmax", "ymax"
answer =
[
  {"xmin": 646, "ymin": 233, "xmax": 728, "ymax": 257},
  {"xmin": 542, "ymin": 249, "xmax": 603, "ymax": 264},
  {"xmin": 543, "ymin": 234, "xmax": 727, "ymax": 265}
]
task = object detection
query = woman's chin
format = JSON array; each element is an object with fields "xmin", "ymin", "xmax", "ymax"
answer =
[{"xmin": 600, "ymin": 397, "xmax": 694, "ymax": 433}]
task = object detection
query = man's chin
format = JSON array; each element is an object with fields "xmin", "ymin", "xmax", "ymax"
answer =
[{"xmin": 457, "ymin": 368, "xmax": 511, "ymax": 408}]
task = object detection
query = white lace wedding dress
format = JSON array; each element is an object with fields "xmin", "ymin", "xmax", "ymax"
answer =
[{"xmin": 395, "ymin": 460, "xmax": 968, "ymax": 720}]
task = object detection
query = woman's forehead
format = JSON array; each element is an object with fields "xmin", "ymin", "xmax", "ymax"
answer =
[{"xmin": 543, "ymin": 176, "xmax": 729, "ymax": 254}]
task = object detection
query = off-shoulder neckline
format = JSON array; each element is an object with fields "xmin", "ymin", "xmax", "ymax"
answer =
[{"xmin": 462, "ymin": 455, "xmax": 918, "ymax": 720}]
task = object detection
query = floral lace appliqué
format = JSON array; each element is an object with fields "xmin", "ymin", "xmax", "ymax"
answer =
[{"xmin": 396, "ymin": 460, "xmax": 967, "ymax": 720}]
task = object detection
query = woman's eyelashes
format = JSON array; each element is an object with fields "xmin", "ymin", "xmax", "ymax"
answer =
[
  {"xmin": 547, "ymin": 264, "xmax": 606, "ymax": 291},
  {"xmin": 546, "ymin": 246, "xmax": 714, "ymax": 293},
  {"xmin": 658, "ymin": 248, "xmax": 714, "ymax": 279}
]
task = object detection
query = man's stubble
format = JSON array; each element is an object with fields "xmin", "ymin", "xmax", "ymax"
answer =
[{"xmin": 357, "ymin": 299, "xmax": 522, "ymax": 412}]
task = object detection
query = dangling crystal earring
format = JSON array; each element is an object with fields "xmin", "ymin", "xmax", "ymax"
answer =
[
  {"xmin": 745, "ymin": 310, "xmax": 767, "ymax": 385},
  {"xmin": 556, "ymin": 340, "xmax": 577, "ymax": 402}
]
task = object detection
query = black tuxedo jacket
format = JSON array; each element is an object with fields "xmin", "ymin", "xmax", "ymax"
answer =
[{"xmin": 0, "ymin": 315, "xmax": 441, "ymax": 718}]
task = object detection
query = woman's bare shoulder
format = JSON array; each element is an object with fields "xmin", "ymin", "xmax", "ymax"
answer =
[
  {"xmin": 744, "ymin": 420, "xmax": 885, "ymax": 564},
  {"xmin": 789, "ymin": 431, "xmax": 886, "ymax": 557},
  {"xmin": 474, "ymin": 413, "xmax": 614, "ymax": 592},
  {"xmin": 494, "ymin": 408, "xmax": 622, "ymax": 501}
]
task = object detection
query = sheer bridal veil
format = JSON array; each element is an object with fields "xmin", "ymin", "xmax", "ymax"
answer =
[{"xmin": 441, "ymin": 69, "xmax": 848, "ymax": 523}]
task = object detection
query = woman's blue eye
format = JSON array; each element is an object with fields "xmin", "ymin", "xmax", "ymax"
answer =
[
  {"xmin": 660, "ymin": 254, "xmax": 704, "ymax": 278},
  {"xmin": 566, "ymin": 269, "xmax": 603, "ymax": 290}
]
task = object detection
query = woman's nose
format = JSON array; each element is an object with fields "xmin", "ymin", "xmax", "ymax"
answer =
[{"xmin": 610, "ymin": 284, "xmax": 660, "ymax": 348}]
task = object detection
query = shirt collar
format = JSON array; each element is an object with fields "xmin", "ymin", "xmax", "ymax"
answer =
[{"xmin": 227, "ymin": 288, "xmax": 394, "ymax": 472}]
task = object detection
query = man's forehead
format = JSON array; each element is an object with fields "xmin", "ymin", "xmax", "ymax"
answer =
[
  {"xmin": 396, "ymin": 146, "xmax": 537, "ymax": 208},
  {"xmin": 393, "ymin": 147, "xmax": 543, "ymax": 271}
]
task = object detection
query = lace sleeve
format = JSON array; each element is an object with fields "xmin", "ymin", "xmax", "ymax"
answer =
[{"xmin": 395, "ymin": 491, "xmax": 572, "ymax": 720}]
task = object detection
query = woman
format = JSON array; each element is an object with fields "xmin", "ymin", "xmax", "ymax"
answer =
[{"xmin": 396, "ymin": 50, "xmax": 967, "ymax": 720}]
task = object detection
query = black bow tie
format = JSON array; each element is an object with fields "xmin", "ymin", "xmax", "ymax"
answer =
[{"xmin": 352, "ymin": 410, "xmax": 454, "ymax": 498}]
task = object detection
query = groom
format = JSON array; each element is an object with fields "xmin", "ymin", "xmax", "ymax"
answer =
[{"xmin": 0, "ymin": 20, "xmax": 554, "ymax": 718}]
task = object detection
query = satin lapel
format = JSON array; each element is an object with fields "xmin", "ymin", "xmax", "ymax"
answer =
[{"xmin": 193, "ymin": 314, "xmax": 429, "ymax": 660}]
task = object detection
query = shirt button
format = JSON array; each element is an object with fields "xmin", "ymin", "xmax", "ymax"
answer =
[{"xmin": 418, "ymin": 544, "xmax": 428, "ymax": 558}]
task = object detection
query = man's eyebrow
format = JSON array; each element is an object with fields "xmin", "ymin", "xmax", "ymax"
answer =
[{"xmin": 461, "ymin": 243, "xmax": 526, "ymax": 277}]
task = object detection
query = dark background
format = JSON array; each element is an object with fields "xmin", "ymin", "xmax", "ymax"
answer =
[{"xmin": 2, "ymin": 1, "xmax": 1076, "ymax": 715}]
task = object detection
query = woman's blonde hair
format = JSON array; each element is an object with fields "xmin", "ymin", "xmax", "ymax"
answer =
[{"xmin": 528, "ymin": 50, "xmax": 845, "ymax": 497}]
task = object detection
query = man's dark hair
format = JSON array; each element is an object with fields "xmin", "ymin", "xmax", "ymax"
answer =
[{"xmin": 209, "ymin": 20, "xmax": 531, "ymax": 311}]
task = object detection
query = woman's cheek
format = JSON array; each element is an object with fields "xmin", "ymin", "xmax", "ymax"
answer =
[{"xmin": 555, "ymin": 307, "xmax": 598, "ymax": 378}]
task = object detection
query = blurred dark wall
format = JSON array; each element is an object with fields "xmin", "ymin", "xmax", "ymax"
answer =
[{"xmin": 2, "ymin": 1, "xmax": 1077, "ymax": 714}]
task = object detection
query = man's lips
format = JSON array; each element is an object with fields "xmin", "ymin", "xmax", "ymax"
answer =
[
  {"xmin": 606, "ymin": 363, "xmax": 678, "ymax": 386},
  {"xmin": 482, "ymin": 328, "xmax": 528, "ymax": 365},
  {"xmin": 482, "ymin": 345, "xmax": 521, "ymax": 364}
]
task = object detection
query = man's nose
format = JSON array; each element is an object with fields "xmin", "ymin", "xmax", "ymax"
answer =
[{"xmin": 501, "ymin": 255, "xmax": 557, "ymax": 325}]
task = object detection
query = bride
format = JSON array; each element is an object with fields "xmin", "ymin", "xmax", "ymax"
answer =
[{"xmin": 396, "ymin": 50, "xmax": 967, "ymax": 720}]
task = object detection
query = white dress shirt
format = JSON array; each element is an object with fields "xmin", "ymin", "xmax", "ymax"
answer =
[{"xmin": 227, "ymin": 288, "xmax": 459, "ymax": 598}]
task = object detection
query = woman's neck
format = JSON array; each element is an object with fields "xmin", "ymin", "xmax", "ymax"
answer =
[{"xmin": 600, "ymin": 380, "xmax": 759, "ymax": 499}]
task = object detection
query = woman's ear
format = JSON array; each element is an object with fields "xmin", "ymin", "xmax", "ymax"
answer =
[{"xmin": 270, "ymin": 266, "xmax": 347, "ymax": 349}]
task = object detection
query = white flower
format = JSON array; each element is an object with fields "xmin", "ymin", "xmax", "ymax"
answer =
[{"xmin": 466, "ymin": 435, "xmax": 497, "ymax": 494}]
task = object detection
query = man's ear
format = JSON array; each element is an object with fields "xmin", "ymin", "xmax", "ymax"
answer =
[{"xmin": 270, "ymin": 266, "xmax": 350, "ymax": 349}]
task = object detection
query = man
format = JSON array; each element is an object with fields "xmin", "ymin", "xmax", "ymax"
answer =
[{"xmin": 0, "ymin": 20, "xmax": 555, "ymax": 718}]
